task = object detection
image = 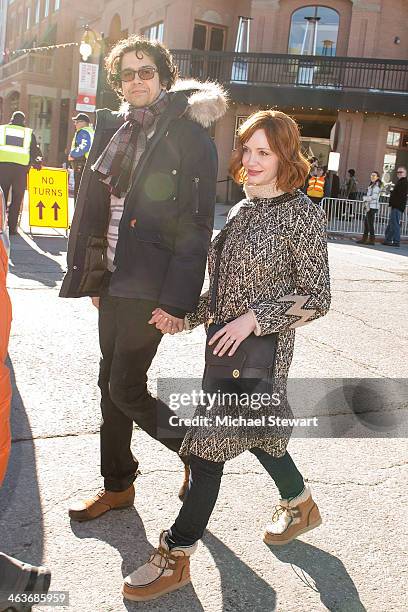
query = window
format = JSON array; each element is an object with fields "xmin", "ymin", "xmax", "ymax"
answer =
[
  {"xmin": 142, "ymin": 22, "xmax": 164, "ymax": 42},
  {"xmin": 192, "ymin": 21, "xmax": 226, "ymax": 51},
  {"xmin": 288, "ymin": 6, "xmax": 339, "ymax": 56},
  {"xmin": 35, "ymin": 0, "xmax": 40, "ymax": 24},
  {"xmin": 26, "ymin": 6, "xmax": 31, "ymax": 29},
  {"xmin": 383, "ymin": 129, "xmax": 408, "ymax": 187},
  {"xmin": 44, "ymin": 0, "xmax": 49, "ymax": 18},
  {"xmin": 54, "ymin": 0, "xmax": 60, "ymax": 11},
  {"xmin": 233, "ymin": 116, "xmax": 249, "ymax": 150},
  {"xmin": 386, "ymin": 130, "xmax": 407, "ymax": 148}
]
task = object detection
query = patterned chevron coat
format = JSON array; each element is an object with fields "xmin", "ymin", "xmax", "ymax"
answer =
[{"xmin": 179, "ymin": 188, "xmax": 331, "ymax": 462}]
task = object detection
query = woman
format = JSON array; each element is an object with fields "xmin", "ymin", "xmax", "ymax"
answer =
[
  {"xmin": 123, "ymin": 110, "xmax": 331, "ymax": 602},
  {"xmin": 357, "ymin": 171, "xmax": 382, "ymax": 245}
]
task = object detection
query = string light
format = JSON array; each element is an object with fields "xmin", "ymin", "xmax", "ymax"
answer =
[{"xmin": 5, "ymin": 41, "xmax": 79, "ymax": 58}]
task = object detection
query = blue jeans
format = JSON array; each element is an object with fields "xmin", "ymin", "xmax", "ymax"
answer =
[
  {"xmin": 385, "ymin": 208, "xmax": 402, "ymax": 244},
  {"xmin": 167, "ymin": 450, "xmax": 305, "ymax": 548}
]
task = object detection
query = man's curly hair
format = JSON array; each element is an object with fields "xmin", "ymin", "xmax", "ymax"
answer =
[{"xmin": 105, "ymin": 35, "xmax": 179, "ymax": 97}]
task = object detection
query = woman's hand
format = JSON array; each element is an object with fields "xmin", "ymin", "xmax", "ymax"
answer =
[
  {"xmin": 149, "ymin": 308, "xmax": 184, "ymax": 335},
  {"xmin": 208, "ymin": 311, "xmax": 257, "ymax": 357}
]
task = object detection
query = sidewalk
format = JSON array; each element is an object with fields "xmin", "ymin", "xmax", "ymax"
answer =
[{"xmin": 0, "ymin": 200, "xmax": 407, "ymax": 611}]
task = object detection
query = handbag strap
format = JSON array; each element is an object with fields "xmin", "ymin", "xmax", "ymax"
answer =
[{"xmin": 208, "ymin": 215, "xmax": 237, "ymax": 322}]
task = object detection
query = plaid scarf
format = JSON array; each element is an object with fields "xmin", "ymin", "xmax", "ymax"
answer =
[{"xmin": 92, "ymin": 90, "xmax": 169, "ymax": 197}]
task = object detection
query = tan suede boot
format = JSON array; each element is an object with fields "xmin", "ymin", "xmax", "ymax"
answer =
[
  {"xmin": 123, "ymin": 531, "xmax": 197, "ymax": 602},
  {"xmin": 68, "ymin": 484, "xmax": 135, "ymax": 522},
  {"xmin": 263, "ymin": 485, "xmax": 322, "ymax": 546}
]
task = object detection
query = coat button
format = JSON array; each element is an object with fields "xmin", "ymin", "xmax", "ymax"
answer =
[
  {"xmin": 73, "ymin": 266, "xmax": 78, "ymax": 270},
  {"xmin": 232, "ymin": 369, "xmax": 240, "ymax": 378},
  {"xmin": 173, "ymin": 196, "xmax": 177, "ymax": 200},
  {"xmin": 172, "ymin": 169, "xmax": 177, "ymax": 175},
  {"xmin": 129, "ymin": 218, "xmax": 137, "ymax": 227}
]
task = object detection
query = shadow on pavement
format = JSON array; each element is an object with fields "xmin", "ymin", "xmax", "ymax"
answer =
[
  {"xmin": 70, "ymin": 508, "xmax": 204, "ymax": 611},
  {"xmin": 0, "ymin": 358, "xmax": 44, "ymax": 564},
  {"xmin": 30, "ymin": 235, "xmax": 68, "ymax": 258},
  {"xmin": 8, "ymin": 234, "xmax": 65, "ymax": 288},
  {"xmin": 328, "ymin": 236, "xmax": 408, "ymax": 256},
  {"xmin": 203, "ymin": 531, "xmax": 277, "ymax": 612},
  {"xmin": 269, "ymin": 539, "xmax": 366, "ymax": 612}
]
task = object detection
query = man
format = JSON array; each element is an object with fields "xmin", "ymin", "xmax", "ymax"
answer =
[
  {"xmin": 345, "ymin": 168, "xmax": 358, "ymax": 200},
  {"xmin": 307, "ymin": 166, "xmax": 326, "ymax": 204},
  {"xmin": 301, "ymin": 156, "xmax": 318, "ymax": 194},
  {"xmin": 0, "ymin": 111, "xmax": 42, "ymax": 234},
  {"xmin": 60, "ymin": 36, "xmax": 227, "ymax": 522},
  {"xmin": 383, "ymin": 166, "xmax": 407, "ymax": 247},
  {"xmin": 0, "ymin": 187, "xmax": 51, "ymax": 603},
  {"xmin": 68, "ymin": 113, "xmax": 94, "ymax": 200}
]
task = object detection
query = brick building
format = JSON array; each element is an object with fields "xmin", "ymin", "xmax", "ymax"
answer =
[
  {"xmin": 1, "ymin": 0, "xmax": 407, "ymax": 198},
  {"xmin": 0, "ymin": 0, "xmax": 101, "ymax": 164}
]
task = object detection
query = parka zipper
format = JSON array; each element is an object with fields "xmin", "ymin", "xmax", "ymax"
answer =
[{"xmin": 193, "ymin": 177, "xmax": 200, "ymax": 214}]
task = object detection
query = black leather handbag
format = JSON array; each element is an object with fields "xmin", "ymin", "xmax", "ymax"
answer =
[{"xmin": 205, "ymin": 219, "xmax": 278, "ymax": 380}]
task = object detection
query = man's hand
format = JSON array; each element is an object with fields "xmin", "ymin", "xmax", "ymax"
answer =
[
  {"xmin": 68, "ymin": 155, "xmax": 74, "ymax": 161},
  {"xmin": 149, "ymin": 308, "xmax": 184, "ymax": 335},
  {"xmin": 91, "ymin": 297, "xmax": 100, "ymax": 309},
  {"xmin": 208, "ymin": 311, "xmax": 257, "ymax": 357}
]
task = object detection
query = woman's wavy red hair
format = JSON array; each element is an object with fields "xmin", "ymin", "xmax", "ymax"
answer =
[{"xmin": 229, "ymin": 110, "xmax": 310, "ymax": 193}]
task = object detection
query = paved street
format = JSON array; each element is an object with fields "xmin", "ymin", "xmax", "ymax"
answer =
[{"xmin": 0, "ymin": 202, "xmax": 407, "ymax": 612}]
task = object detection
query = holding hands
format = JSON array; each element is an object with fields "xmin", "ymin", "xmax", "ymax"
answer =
[{"xmin": 149, "ymin": 308, "xmax": 184, "ymax": 335}]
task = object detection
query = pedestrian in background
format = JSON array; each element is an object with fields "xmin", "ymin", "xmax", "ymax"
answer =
[
  {"xmin": 346, "ymin": 169, "xmax": 358, "ymax": 200},
  {"xmin": 302, "ymin": 155, "xmax": 318, "ymax": 193},
  {"xmin": 0, "ymin": 111, "xmax": 42, "ymax": 234},
  {"xmin": 307, "ymin": 166, "xmax": 326, "ymax": 204},
  {"xmin": 68, "ymin": 113, "xmax": 94, "ymax": 201},
  {"xmin": 357, "ymin": 171, "xmax": 382, "ymax": 245},
  {"xmin": 344, "ymin": 168, "xmax": 358, "ymax": 220},
  {"xmin": 383, "ymin": 166, "xmax": 407, "ymax": 247},
  {"xmin": 124, "ymin": 110, "xmax": 331, "ymax": 602}
]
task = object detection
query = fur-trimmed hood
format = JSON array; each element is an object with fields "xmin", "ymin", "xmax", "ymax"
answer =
[
  {"xmin": 169, "ymin": 79, "xmax": 228, "ymax": 128},
  {"xmin": 118, "ymin": 79, "xmax": 228, "ymax": 128}
]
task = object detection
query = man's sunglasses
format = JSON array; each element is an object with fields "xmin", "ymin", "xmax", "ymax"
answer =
[{"xmin": 120, "ymin": 67, "xmax": 158, "ymax": 82}]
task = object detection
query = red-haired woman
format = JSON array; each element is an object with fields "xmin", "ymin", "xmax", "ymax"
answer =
[{"xmin": 123, "ymin": 110, "xmax": 331, "ymax": 602}]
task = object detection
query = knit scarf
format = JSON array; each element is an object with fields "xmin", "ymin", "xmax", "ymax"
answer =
[{"xmin": 92, "ymin": 90, "xmax": 169, "ymax": 197}]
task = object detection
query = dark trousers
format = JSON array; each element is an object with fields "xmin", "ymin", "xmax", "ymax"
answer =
[
  {"xmin": 168, "ymin": 449, "xmax": 305, "ymax": 548},
  {"xmin": 0, "ymin": 162, "xmax": 28, "ymax": 233},
  {"xmin": 98, "ymin": 293, "xmax": 184, "ymax": 491},
  {"xmin": 384, "ymin": 208, "xmax": 402, "ymax": 244},
  {"xmin": 363, "ymin": 208, "xmax": 377, "ymax": 238},
  {"xmin": 72, "ymin": 160, "xmax": 85, "ymax": 201}
]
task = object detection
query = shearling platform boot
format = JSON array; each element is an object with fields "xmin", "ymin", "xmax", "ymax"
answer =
[
  {"xmin": 263, "ymin": 485, "xmax": 322, "ymax": 546},
  {"xmin": 123, "ymin": 531, "xmax": 197, "ymax": 601}
]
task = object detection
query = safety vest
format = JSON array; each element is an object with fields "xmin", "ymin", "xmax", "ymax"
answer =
[
  {"xmin": 70, "ymin": 126, "xmax": 94, "ymax": 159},
  {"xmin": 0, "ymin": 124, "xmax": 32, "ymax": 166},
  {"xmin": 307, "ymin": 176, "xmax": 325, "ymax": 199}
]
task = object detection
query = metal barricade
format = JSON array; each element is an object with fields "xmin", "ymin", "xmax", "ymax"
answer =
[{"xmin": 320, "ymin": 197, "xmax": 408, "ymax": 239}]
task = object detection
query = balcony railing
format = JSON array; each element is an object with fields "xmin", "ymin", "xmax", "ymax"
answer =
[
  {"xmin": 0, "ymin": 53, "xmax": 53, "ymax": 81},
  {"xmin": 172, "ymin": 50, "xmax": 408, "ymax": 94}
]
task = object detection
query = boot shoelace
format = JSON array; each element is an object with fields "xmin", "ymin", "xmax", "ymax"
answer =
[
  {"xmin": 92, "ymin": 488, "xmax": 107, "ymax": 502},
  {"xmin": 271, "ymin": 502, "xmax": 297, "ymax": 523},
  {"xmin": 148, "ymin": 546, "xmax": 178, "ymax": 572}
]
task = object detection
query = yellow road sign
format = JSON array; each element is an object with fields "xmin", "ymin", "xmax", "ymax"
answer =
[{"xmin": 28, "ymin": 167, "xmax": 69, "ymax": 229}]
